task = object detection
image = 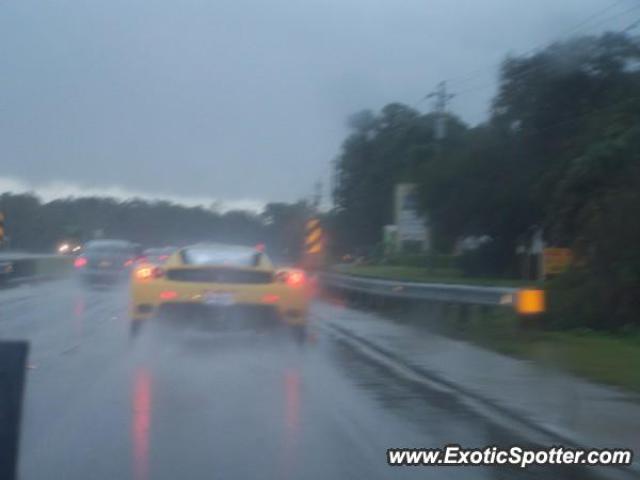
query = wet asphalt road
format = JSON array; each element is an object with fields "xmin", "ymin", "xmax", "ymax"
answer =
[{"xmin": 1, "ymin": 280, "xmax": 588, "ymax": 480}]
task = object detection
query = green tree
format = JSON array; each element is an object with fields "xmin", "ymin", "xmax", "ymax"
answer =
[{"xmin": 332, "ymin": 104, "xmax": 466, "ymax": 253}]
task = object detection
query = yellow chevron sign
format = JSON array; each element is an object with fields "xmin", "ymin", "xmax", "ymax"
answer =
[
  {"xmin": 304, "ymin": 218, "xmax": 323, "ymax": 254},
  {"xmin": 542, "ymin": 248, "xmax": 572, "ymax": 276}
]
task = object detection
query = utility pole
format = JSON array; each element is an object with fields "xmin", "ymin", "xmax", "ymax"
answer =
[
  {"xmin": 422, "ymin": 81, "xmax": 453, "ymax": 252},
  {"xmin": 312, "ymin": 180, "xmax": 322, "ymax": 212},
  {"xmin": 426, "ymin": 81, "xmax": 454, "ymax": 140},
  {"xmin": 0, "ymin": 212, "xmax": 4, "ymax": 249}
]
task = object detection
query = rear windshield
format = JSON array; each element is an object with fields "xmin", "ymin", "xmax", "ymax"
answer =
[
  {"xmin": 85, "ymin": 244, "xmax": 134, "ymax": 256},
  {"xmin": 181, "ymin": 247, "xmax": 258, "ymax": 267}
]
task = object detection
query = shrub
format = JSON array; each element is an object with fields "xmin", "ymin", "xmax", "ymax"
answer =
[
  {"xmin": 385, "ymin": 253, "xmax": 458, "ymax": 270},
  {"xmin": 458, "ymin": 240, "xmax": 515, "ymax": 277}
]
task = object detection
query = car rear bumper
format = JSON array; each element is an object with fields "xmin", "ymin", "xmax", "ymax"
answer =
[
  {"xmin": 151, "ymin": 303, "xmax": 282, "ymax": 331},
  {"xmin": 80, "ymin": 269, "xmax": 129, "ymax": 282},
  {"xmin": 131, "ymin": 281, "xmax": 309, "ymax": 325},
  {"xmin": 132, "ymin": 300, "xmax": 306, "ymax": 325}
]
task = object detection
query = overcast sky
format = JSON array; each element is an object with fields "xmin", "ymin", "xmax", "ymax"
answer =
[{"xmin": 0, "ymin": 0, "xmax": 636, "ymax": 210}]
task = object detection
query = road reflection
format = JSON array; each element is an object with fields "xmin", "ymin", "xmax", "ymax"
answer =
[
  {"xmin": 132, "ymin": 367, "xmax": 152, "ymax": 480},
  {"xmin": 72, "ymin": 296, "xmax": 85, "ymax": 339},
  {"xmin": 281, "ymin": 368, "xmax": 301, "ymax": 480}
]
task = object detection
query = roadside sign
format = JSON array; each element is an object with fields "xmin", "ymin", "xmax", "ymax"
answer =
[
  {"xmin": 516, "ymin": 289, "xmax": 545, "ymax": 315},
  {"xmin": 305, "ymin": 219, "xmax": 322, "ymax": 254},
  {"xmin": 383, "ymin": 225, "xmax": 398, "ymax": 255},
  {"xmin": 393, "ymin": 184, "xmax": 429, "ymax": 252},
  {"xmin": 543, "ymin": 248, "xmax": 572, "ymax": 276},
  {"xmin": 302, "ymin": 218, "xmax": 324, "ymax": 269}
]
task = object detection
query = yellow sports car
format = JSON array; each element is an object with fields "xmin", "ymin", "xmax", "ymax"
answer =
[{"xmin": 129, "ymin": 243, "xmax": 310, "ymax": 338}]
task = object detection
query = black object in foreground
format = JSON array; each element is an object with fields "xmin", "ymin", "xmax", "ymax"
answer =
[{"xmin": 0, "ymin": 341, "xmax": 29, "ymax": 480}]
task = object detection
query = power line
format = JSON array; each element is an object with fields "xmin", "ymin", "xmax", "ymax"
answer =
[
  {"xmin": 448, "ymin": 8, "xmax": 640, "ymax": 101},
  {"xmin": 413, "ymin": 2, "xmax": 640, "ymax": 119},
  {"xmin": 454, "ymin": 81, "xmax": 498, "ymax": 98},
  {"xmin": 461, "ymin": 93, "xmax": 640, "ymax": 152},
  {"xmin": 426, "ymin": 81, "xmax": 455, "ymax": 140},
  {"xmin": 544, "ymin": 0, "xmax": 631, "ymax": 43},
  {"xmin": 413, "ymin": 81, "xmax": 453, "ymax": 113},
  {"xmin": 451, "ymin": 10, "xmax": 640, "ymax": 101},
  {"xmin": 530, "ymin": 95, "xmax": 640, "ymax": 134},
  {"xmin": 445, "ymin": 0, "xmax": 639, "ymax": 89},
  {"xmin": 623, "ymin": 16, "xmax": 640, "ymax": 32},
  {"xmin": 568, "ymin": 2, "xmax": 640, "ymax": 34}
]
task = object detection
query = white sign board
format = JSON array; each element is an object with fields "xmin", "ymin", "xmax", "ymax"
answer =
[{"xmin": 394, "ymin": 183, "xmax": 429, "ymax": 251}]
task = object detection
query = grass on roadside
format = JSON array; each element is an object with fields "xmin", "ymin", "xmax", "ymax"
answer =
[
  {"xmin": 452, "ymin": 308, "xmax": 640, "ymax": 393},
  {"xmin": 333, "ymin": 264, "xmax": 640, "ymax": 392}
]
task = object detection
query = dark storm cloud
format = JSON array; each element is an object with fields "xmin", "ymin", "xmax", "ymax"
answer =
[{"xmin": 0, "ymin": 0, "xmax": 633, "ymax": 206}]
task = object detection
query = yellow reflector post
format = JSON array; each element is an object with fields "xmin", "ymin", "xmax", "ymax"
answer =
[{"xmin": 516, "ymin": 289, "xmax": 545, "ymax": 315}]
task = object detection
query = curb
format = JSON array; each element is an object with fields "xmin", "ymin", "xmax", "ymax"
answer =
[{"xmin": 321, "ymin": 320, "xmax": 640, "ymax": 480}]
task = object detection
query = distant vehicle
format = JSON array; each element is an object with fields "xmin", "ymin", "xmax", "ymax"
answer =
[
  {"xmin": 56, "ymin": 241, "xmax": 82, "ymax": 255},
  {"xmin": 140, "ymin": 247, "xmax": 176, "ymax": 265},
  {"xmin": 74, "ymin": 239, "xmax": 139, "ymax": 285},
  {"xmin": 341, "ymin": 253, "xmax": 355, "ymax": 263},
  {"xmin": 129, "ymin": 243, "xmax": 310, "ymax": 339}
]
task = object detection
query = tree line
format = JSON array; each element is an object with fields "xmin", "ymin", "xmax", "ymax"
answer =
[
  {"xmin": 330, "ymin": 32, "xmax": 640, "ymax": 330},
  {"xmin": 0, "ymin": 193, "xmax": 311, "ymax": 264}
]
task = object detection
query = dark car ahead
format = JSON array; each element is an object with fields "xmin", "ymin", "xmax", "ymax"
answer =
[{"xmin": 74, "ymin": 240, "xmax": 139, "ymax": 285}]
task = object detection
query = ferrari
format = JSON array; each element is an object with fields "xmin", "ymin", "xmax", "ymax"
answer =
[{"xmin": 129, "ymin": 243, "xmax": 310, "ymax": 338}]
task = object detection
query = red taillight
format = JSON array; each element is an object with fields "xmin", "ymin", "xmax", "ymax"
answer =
[
  {"xmin": 74, "ymin": 257, "xmax": 87, "ymax": 268},
  {"xmin": 276, "ymin": 269, "xmax": 305, "ymax": 288},
  {"xmin": 124, "ymin": 258, "xmax": 134, "ymax": 267},
  {"xmin": 135, "ymin": 266, "xmax": 164, "ymax": 280},
  {"xmin": 159, "ymin": 255, "xmax": 169, "ymax": 261},
  {"xmin": 287, "ymin": 270, "xmax": 305, "ymax": 287},
  {"xmin": 262, "ymin": 294, "xmax": 280, "ymax": 304},
  {"xmin": 159, "ymin": 290, "xmax": 178, "ymax": 300}
]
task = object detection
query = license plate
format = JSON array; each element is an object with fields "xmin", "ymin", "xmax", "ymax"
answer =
[
  {"xmin": 203, "ymin": 292, "xmax": 235, "ymax": 306},
  {"xmin": 99, "ymin": 261, "xmax": 111, "ymax": 267}
]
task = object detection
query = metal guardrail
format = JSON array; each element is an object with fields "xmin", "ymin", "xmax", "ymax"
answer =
[
  {"xmin": 321, "ymin": 272, "xmax": 519, "ymax": 307},
  {"xmin": 0, "ymin": 252, "xmax": 65, "ymax": 260},
  {"xmin": 0, "ymin": 254, "xmax": 73, "ymax": 286}
]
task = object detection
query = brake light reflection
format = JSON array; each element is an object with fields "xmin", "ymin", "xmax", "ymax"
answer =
[
  {"xmin": 132, "ymin": 368, "xmax": 152, "ymax": 480},
  {"xmin": 262, "ymin": 294, "xmax": 280, "ymax": 304},
  {"xmin": 280, "ymin": 369, "xmax": 301, "ymax": 478},
  {"xmin": 286, "ymin": 270, "xmax": 305, "ymax": 287},
  {"xmin": 73, "ymin": 297, "xmax": 85, "ymax": 338},
  {"xmin": 159, "ymin": 290, "xmax": 178, "ymax": 300},
  {"xmin": 74, "ymin": 257, "xmax": 87, "ymax": 268}
]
